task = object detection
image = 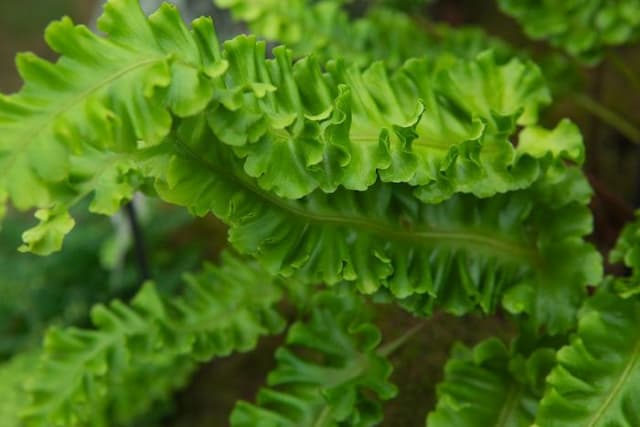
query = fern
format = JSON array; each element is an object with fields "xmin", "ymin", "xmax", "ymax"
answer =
[
  {"xmin": 535, "ymin": 290, "xmax": 640, "ymax": 427},
  {"xmin": 0, "ymin": 351, "xmax": 39, "ymax": 427},
  {"xmin": 3, "ymin": 0, "xmax": 590, "ymax": 257},
  {"xmin": 22, "ymin": 252, "xmax": 285, "ymax": 426},
  {"xmin": 428, "ymin": 338, "xmax": 555, "ymax": 427},
  {"xmin": 215, "ymin": 0, "xmax": 510, "ymax": 67},
  {"xmin": 1, "ymin": 0, "xmax": 636, "ymax": 425},
  {"xmin": 0, "ymin": 197, "xmax": 201, "ymax": 358},
  {"xmin": 611, "ymin": 210, "xmax": 640, "ymax": 269},
  {"xmin": 205, "ymin": 36, "xmax": 575, "ymax": 202},
  {"xmin": 499, "ymin": 0, "xmax": 640, "ymax": 64},
  {"xmin": 530, "ymin": 219, "xmax": 640, "ymax": 425},
  {"xmin": 214, "ymin": 0, "xmax": 431, "ymax": 68},
  {"xmin": 211, "ymin": 1, "xmax": 566, "ymax": 203},
  {"xmin": 153, "ymin": 117, "xmax": 600, "ymax": 333},
  {"xmin": 230, "ymin": 288, "xmax": 397, "ymax": 426},
  {"xmin": 0, "ymin": 0, "xmax": 227, "ymax": 253},
  {"xmin": 3, "ymin": 0, "xmax": 585, "ymax": 256}
]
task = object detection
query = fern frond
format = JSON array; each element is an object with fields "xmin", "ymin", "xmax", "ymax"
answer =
[
  {"xmin": 230, "ymin": 288, "xmax": 397, "ymax": 426},
  {"xmin": 215, "ymin": 0, "xmax": 509, "ymax": 67},
  {"xmin": 0, "ymin": 352, "xmax": 39, "ymax": 427},
  {"xmin": 154, "ymin": 118, "xmax": 601, "ymax": 333},
  {"xmin": 207, "ymin": 35, "xmax": 582, "ymax": 202},
  {"xmin": 608, "ymin": 211, "xmax": 640, "ymax": 298},
  {"xmin": 428, "ymin": 338, "xmax": 555, "ymax": 427},
  {"xmin": 535, "ymin": 291, "xmax": 640, "ymax": 426},
  {"xmin": 0, "ymin": 0, "xmax": 599, "ymax": 331},
  {"xmin": 0, "ymin": 0, "xmax": 226, "ymax": 253},
  {"xmin": 499, "ymin": 0, "xmax": 640, "ymax": 64},
  {"xmin": 214, "ymin": 0, "xmax": 429, "ymax": 68},
  {"xmin": 209, "ymin": 1, "xmax": 579, "ymax": 204},
  {"xmin": 3, "ymin": 0, "xmax": 582, "ymax": 255},
  {"xmin": 611, "ymin": 210, "xmax": 640, "ymax": 273},
  {"xmin": 21, "ymin": 252, "xmax": 285, "ymax": 426}
]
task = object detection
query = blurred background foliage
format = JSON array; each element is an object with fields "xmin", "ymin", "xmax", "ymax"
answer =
[{"xmin": 0, "ymin": 0, "xmax": 639, "ymax": 426}]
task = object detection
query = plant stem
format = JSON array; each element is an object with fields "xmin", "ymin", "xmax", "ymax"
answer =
[
  {"xmin": 124, "ymin": 200, "xmax": 151, "ymax": 284},
  {"xmin": 573, "ymin": 93, "xmax": 640, "ymax": 144},
  {"xmin": 378, "ymin": 322, "xmax": 425, "ymax": 357},
  {"xmin": 608, "ymin": 50, "xmax": 640, "ymax": 94}
]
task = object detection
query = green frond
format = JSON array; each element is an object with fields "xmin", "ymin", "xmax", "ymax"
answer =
[
  {"xmin": 3, "ymin": 0, "xmax": 580, "ymax": 254},
  {"xmin": 0, "ymin": 352, "xmax": 40, "ymax": 427},
  {"xmin": 609, "ymin": 211, "xmax": 640, "ymax": 297},
  {"xmin": 499, "ymin": 0, "xmax": 640, "ymax": 64},
  {"xmin": 611, "ymin": 210, "xmax": 640, "ymax": 274},
  {"xmin": 230, "ymin": 288, "xmax": 397, "ymax": 427},
  {"xmin": 0, "ymin": 0, "xmax": 600, "ymax": 332},
  {"xmin": 214, "ymin": 0, "xmax": 429, "ymax": 68},
  {"xmin": 0, "ymin": 0, "xmax": 227, "ymax": 253},
  {"xmin": 535, "ymin": 291, "xmax": 640, "ymax": 426},
  {"xmin": 214, "ymin": 0, "xmax": 508, "ymax": 67},
  {"xmin": 425, "ymin": 23, "xmax": 514, "ymax": 62},
  {"xmin": 427, "ymin": 338, "xmax": 555, "ymax": 427},
  {"xmin": 207, "ymin": 34, "xmax": 581, "ymax": 202},
  {"xmin": 155, "ymin": 117, "xmax": 601, "ymax": 333},
  {"xmin": 211, "ymin": 1, "xmax": 569, "ymax": 204},
  {"xmin": 21, "ymin": 252, "xmax": 285, "ymax": 426},
  {"xmin": 0, "ymin": 198, "xmax": 201, "ymax": 359}
]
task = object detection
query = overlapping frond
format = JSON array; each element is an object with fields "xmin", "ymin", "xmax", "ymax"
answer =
[
  {"xmin": 0, "ymin": 0, "xmax": 227, "ymax": 253},
  {"xmin": 210, "ymin": 0, "xmax": 582, "ymax": 204},
  {"xmin": 207, "ymin": 35, "xmax": 582, "ymax": 202},
  {"xmin": 427, "ymin": 338, "xmax": 554, "ymax": 427},
  {"xmin": 2, "ymin": 0, "xmax": 585, "ymax": 257},
  {"xmin": 21, "ymin": 252, "xmax": 285, "ymax": 426},
  {"xmin": 535, "ymin": 291, "xmax": 640, "ymax": 426},
  {"xmin": 230, "ymin": 288, "xmax": 397, "ymax": 426},
  {"xmin": 499, "ymin": 0, "xmax": 640, "ymax": 64},
  {"xmin": 153, "ymin": 117, "xmax": 600, "ymax": 333},
  {"xmin": 0, "ymin": 1, "xmax": 620, "ymax": 427},
  {"xmin": 0, "ymin": 0, "xmax": 601, "ymax": 335}
]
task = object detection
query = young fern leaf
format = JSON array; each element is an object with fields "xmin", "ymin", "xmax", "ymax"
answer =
[
  {"xmin": 535, "ymin": 291, "xmax": 640, "ymax": 427},
  {"xmin": 427, "ymin": 338, "xmax": 555, "ymax": 427},
  {"xmin": 230, "ymin": 288, "xmax": 397, "ymax": 427},
  {"xmin": 0, "ymin": 0, "xmax": 227, "ymax": 254},
  {"xmin": 155, "ymin": 117, "xmax": 601, "ymax": 333},
  {"xmin": 22, "ymin": 252, "xmax": 286, "ymax": 427},
  {"xmin": 498, "ymin": 0, "xmax": 640, "ymax": 64}
]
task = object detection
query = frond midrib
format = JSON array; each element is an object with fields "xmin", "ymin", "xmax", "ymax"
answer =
[{"xmin": 175, "ymin": 139, "xmax": 539, "ymax": 263}]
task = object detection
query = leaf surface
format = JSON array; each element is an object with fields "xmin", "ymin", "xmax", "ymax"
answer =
[
  {"xmin": 231, "ymin": 288, "xmax": 396, "ymax": 427},
  {"xmin": 428, "ymin": 338, "xmax": 555, "ymax": 427},
  {"xmin": 154, "ymin": 117, "xmax": 601, "ymax": 332},
  {"xmin": 22, "ymin": 253, "xmax": 285, "ymax": 426},
  {"xmin": 536, "ymin": 291, "xmax": 640, "ymax": 427},
  {"xmin": 0, "ymin": 0, "xmax": 226, "ymax": 252},
  {"xmin": 499, "ymin": 0, "xmax": 640, "ymax": 64}
]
